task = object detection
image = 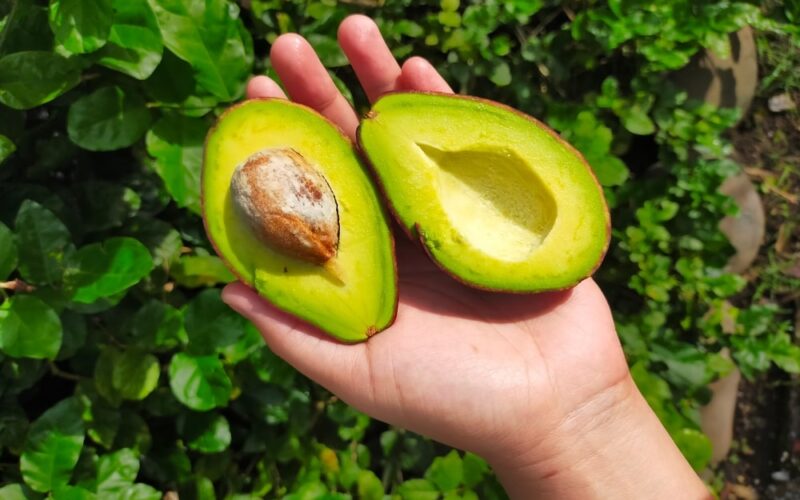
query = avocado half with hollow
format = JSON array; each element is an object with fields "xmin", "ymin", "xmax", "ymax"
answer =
[
  {"xmin": 202, "ymin": 99, "xmax": 397, "ymax": 342},
  {"xmin": 357, "ymin": 92, "xmax": 610, "ymax": 292}
]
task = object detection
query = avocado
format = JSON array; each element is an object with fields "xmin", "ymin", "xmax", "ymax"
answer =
[
  {"xmin": 202, "ymin": 98, "xmax": 397, "ymax": 342},
  {"xmin": 357, "ymin": 92, "xmax": 610, "ymax": 292}
]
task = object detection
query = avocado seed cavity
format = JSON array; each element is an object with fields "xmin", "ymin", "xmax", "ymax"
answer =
[{"xmin": 230, "ymin": 147, "xmax": 339, "ymax": 265}]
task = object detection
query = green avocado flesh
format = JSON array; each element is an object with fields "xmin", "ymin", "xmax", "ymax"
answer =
[
  {"xmin": 358, "ymin": 92, "xmax": 610, "ymax": 292},
  {"xmin": 203, "ymin": 99, "xmax": 397, "ymax": 342}
]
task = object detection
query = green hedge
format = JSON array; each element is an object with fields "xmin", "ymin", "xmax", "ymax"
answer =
[{"xmin": 0, "ymin": 0, "xmax": 799, "ymax": 498}]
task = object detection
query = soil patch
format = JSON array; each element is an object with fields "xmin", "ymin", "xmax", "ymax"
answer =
[{"xmin": 719, "ymin": 91, "xmax": 800, "ymax": 498}]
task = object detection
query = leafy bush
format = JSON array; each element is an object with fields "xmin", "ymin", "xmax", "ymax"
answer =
[{"xmin": 0, "ymin": 0, "xmax": 798, "ymax": 497}]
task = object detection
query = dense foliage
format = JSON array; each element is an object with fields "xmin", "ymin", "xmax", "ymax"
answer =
[{"xmin": 0, "ymin": 0, "xmax": 799, "ymax": 498}]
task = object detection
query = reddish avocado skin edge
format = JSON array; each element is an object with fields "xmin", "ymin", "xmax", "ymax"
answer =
[
  {"xmin": 201, "ymin": 97, "xmax": 399, "ymax": 342},
  {"xmin": 355, "ymin": 91, "xmax": 612, "ymax": 294}
]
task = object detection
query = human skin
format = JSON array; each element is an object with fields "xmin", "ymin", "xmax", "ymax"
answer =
[{"xmin": 221, "ymin": 14, "xmax": 713, "ymax": 499}]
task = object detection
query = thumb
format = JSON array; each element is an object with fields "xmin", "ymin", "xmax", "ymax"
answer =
[{"xmin": 221, "ymin": 282, "xmax": 368, "ymax": 393}]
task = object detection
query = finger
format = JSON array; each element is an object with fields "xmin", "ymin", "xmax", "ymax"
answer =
[
  {"xmin": 221, "ymin": 282, "xmax": 368, "ymax": 391},
  {"xmin": 246, "ymin": 75, "xmax": 287, "ymax": 99},
  {"xmin": 270, "ymin": 33, "xmax": 360, "ymax": 139},
  {"xmin": 399, "ymin": 57, "xmax": 454, "ymax": 94},
  {"xmin": 338, "ymin": 14, "xmax": 402, "ymax": 102}
]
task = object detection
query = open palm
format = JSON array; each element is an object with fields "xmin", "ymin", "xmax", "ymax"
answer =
[{"xmin": 222, "ymin": 14, "xmax": 630, "ymax": 464}]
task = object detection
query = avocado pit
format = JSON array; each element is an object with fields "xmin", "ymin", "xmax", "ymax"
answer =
[{"xmin": 229, "ymin": 147, "xmax": 339, "ymax": 265}]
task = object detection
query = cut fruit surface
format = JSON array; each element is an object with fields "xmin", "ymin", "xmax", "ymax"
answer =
[
  {"xmin": 421, "ymin": 144, "xmax": 557, "ymax": 262},
  {"xmin": 203, "ymin": 99, "xmax": 397, "ymax": 341},
  {"xmin": 358, "ymin": 92, "xmax": 610, "ymax": 292}
]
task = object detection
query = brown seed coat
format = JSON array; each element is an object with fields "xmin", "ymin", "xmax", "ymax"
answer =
[{"xmin": 230, "ymin": 148, "xmax": 339, "ymax": 264}]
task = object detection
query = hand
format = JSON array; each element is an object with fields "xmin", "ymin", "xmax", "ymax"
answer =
[{"xmin": 222, "ymin": 14, "xmax": 710, "ymax": 499}]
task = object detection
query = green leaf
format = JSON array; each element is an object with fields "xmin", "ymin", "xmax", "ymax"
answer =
[
  {"xmin": 71, "ymin": 181, "xmax": 141, "ymax": 233},
  {"xmin": 631, "ymin": 362, "xmax": 672, "ymax": 407},
  {"xmin": 142, "ymin": 50, "xmax": 194, "ymax": 104},
  {"xmin": 142, "ymin": 387, "xmax": 181, "ymax": 418},
  {"xmin": 380, "ymin": 429, "xmax": 399, "ymax": 456},
  {"xmin": 0, "ymin": 51, "xmax": 80, "ymax": 110},
  {"xmin": 592, "ymin": 155, "xmax": 629, "ymax": 186},
  {"xmin": 511, "ymin": 0, "xmax": 542, "ymax": 17},
  {"xmin": 144, "ymin": 445, "xmax": 191, "ymax": 485},
  {"xmin": 112, "ymin": 350, "xmax": 160, "ymax": 401},
  {"xmin": 395, "ymin": 20, "xmax": 425, "ymax": 37},
  {"xmin": 129, "ymin": 299, "xmax": 184, "ymax": 351},
  {"xmin": 306, "ymin": 33, "xmax": 347, "ymax": 67},
  {"xmin": 67, "ymin": 86, "xmax": 152, "ymax": 151},
  {"xmin": 441, "ymin": 0, "xmax": 459, "ymax": 10},
  {"xmin": 491, "ymin": 35, "xmax": 511, "ymax": 56},
  {"xmin": 169, "ymin": 353, "xmax": 232, "ymax": 411},
  {"xmin": 398, "ymin": 433, "xmax": 435, "ymax": 471},
  {"xmin": 437, "ymin": 11, "xmax": 461, "ymax": 27},
  {"xmin": 21, "ymin": 397, "xmax": 85, "ymax": 492},
  {"xmin": 171, "ymin": 255, "xmax": 234, "ymax": 288},
  {"xmin": 146, "ymin": 0, "xmax": 252, "ymax": 101},
  {"xmin": 0, "ymin": 3, "xmax": 52, "ymax": 54},
  {"xmin": 115, "ymin": 484, "xmax": 161, "ymax": 500},
  {"xmin": 178, "ymin": 411, "xmax": 231, "ymax": 453},
  {"xmin": 284, "ymin": 482, "xmax": 330, "ymax": 499},
  {"xmin": 0, "ymin": 401, "xmax": 29, "ymax": 451},
  {"xmin": 14, "ymin": 200, "xmax": 71, "ymax": 284},
  {"xmin": 79, "ymin": 384, "xmax": 120, "ymax": 448},
  {"xmin": 705, "ymin": 32, "xmax": 731, "ymax": 60},
  {"xmin": 185, "ymin": 288, "xmax": 246, "ymax": 355},
  {"xmin": 219, "ymin": 326, "xmax": 260, "ymax": 370},
  {"xmin": 461, "ymin": 452, "xmax": 488, "ymax": 489},
  {"xmin": 145, "ymin": 114, "xmax": 208, "ymax": 213},
  {"xmin": 555, "ymin": 110, "xmax": 629, "ymax": 186},
  {"xmin": 125, "ymin": 218, "xmax": 182, "ymax": 268},
  {"xmin": 0, "ymin": 483, "xmax": 40, "ymax": 500},
  {"xmin": 0, "ymin": 359, "xmax": 46, "ymax": 399},
  {"xmin": 329, "ymin": 71, "xmax": 354, "ymax": 106},
  {"xmin": 48, "ymin": 0, "xmax": 113, "ymax": 54},
  {"xmin": 182, "ymin": 477, "xmax": 215, "ymax": 500},
  {"xmin": 249, "ymin": 345, "xmax": 296, "ymax": 386},
  {"xmin": 98, "ymin": 0, "xmax": 163, "ymax": 79},
  {"xmin": 672, "ymin": 428, "xmax": 712, "ymax": 471},
  {"xmin": 357, "ymin": 470, "xmax": 384, "ymax": 500},
  {"xmin": 0, "ymin": 296, "xmax": 62, "ymax": 360},
  {"xmin": 620, "ymin": 106, "xmax": 656, "ymax": 135},
  {"xmin": 51, "ymin": 485, "xmax": 95, "ymax": 499},
  {"xmin": 114, "ymin": 412, "xmax": 152, "ymax": 455},
  {"xmin": 425, "ymin": 450, "xmax": 463, "ymax": 492},
  {"xmin": 94, "ymin": 347, "xmax": 122, "ymax": 407},
  {"xmin": 0, "ymin": 220, "xmax": 17, "ymax": 279},
  {"xmin": 397, "ymin": 479, "xmax": 439, "ymax": 500},
  {"xmin": 0, "ymin": 133, "xmax": 15, "ymax": 164},
  {"xmin": 93, "ymin": 347, "xmax": 160, "ymax": 403},
  {"xmin": 489, "ymin": 62, "xmax": 511, "ymax": 86},
  {"xmin": 96, "ymin": 448, "xmax": 139, "ymax": 493},
  {"xmin": 65, "ymin": 237, "xmax": 153, "ymax": 303}
]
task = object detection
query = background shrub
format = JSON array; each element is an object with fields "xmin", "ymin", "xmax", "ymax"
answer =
[{"xmin": 0, "ymin": 0, "xmax": 798, "ymax": 497}]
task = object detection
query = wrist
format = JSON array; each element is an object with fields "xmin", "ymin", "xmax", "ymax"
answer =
[{"xmin": 486, "ymin": 375, "xmax": 711, "ymax": 499}]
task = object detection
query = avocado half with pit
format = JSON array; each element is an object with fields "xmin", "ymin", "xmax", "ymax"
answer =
[
  {"xmin": 358, "ymin": 92, "xmax": 610, "ymax": 292},
  {"xmin": 202, "ymin": 99, "xmax": 397, "ymax": 342}
]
